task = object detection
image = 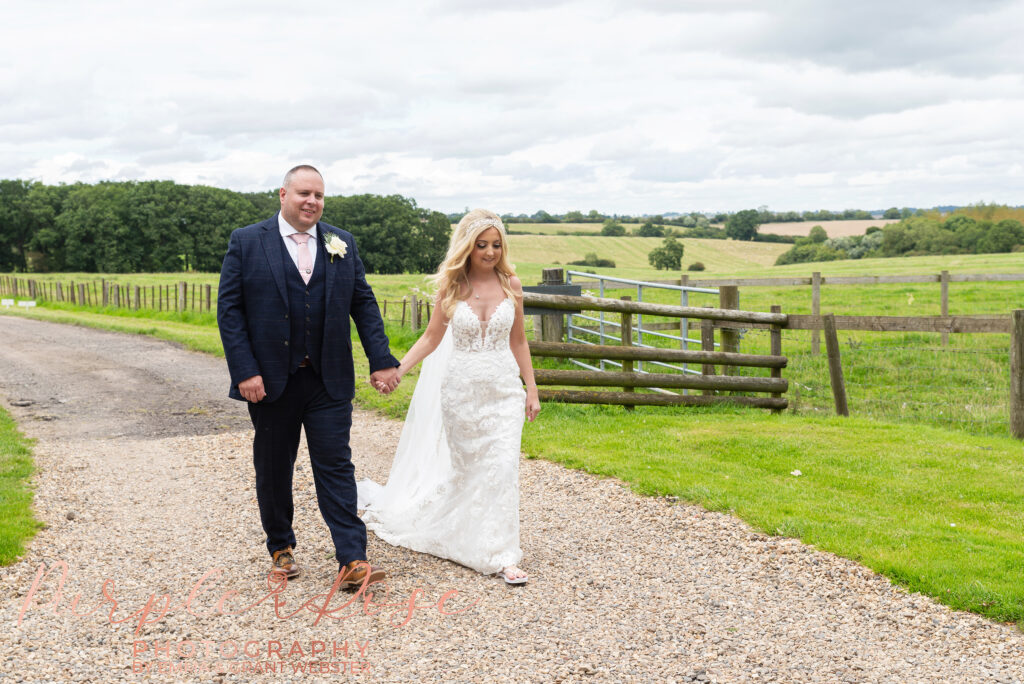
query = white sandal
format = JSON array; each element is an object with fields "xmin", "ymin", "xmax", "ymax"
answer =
[{"xmin": 498, "ymin": 566, "xmax": 528, "ymax": 585}]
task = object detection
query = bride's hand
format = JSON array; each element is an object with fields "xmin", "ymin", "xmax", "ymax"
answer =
[{"xmin": 525, "ymin": 393, "xmax": 540, "ymax": 422}]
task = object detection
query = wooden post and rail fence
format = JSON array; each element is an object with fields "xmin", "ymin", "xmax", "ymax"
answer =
[
  {"xmin": 523, "ymin": 282, "xmax": 1024, "ymax": 438},
  {"xmin": 522, "ymin": 290, "xmax": 790, "ymax": 411},
  {"xmin": 4, "ymin": 272, "xmax": 1022, "ymax": 438},
  {"xmin": 0, "ymin": 276, "xmax": 214, "ymax": 313},
  {"xmin": 571, "ymin": 270, "xmax": 1024, "ymax": 351}
]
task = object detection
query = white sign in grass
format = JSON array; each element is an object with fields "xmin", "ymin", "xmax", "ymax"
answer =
[
  {"xmin": 1, "ymin": 299, "xmax": 13, "ymax": 307},
  {"xmin": 17, "ymin": 300, "xmax": 37, "ymax": 308}
]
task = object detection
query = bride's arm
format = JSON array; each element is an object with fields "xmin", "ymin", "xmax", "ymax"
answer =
[
  {"xmin": 508, "ymin": 276, "xmax": 541, "ymax": 422},
  {"xmin": 397, "ymin": 292, "xmax": 450, "ymax": 378}
]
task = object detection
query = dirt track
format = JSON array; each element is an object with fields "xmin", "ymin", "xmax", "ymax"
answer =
[{"xmin": 0, "ymin": 316, "xmax": 249, "ymax": 440}]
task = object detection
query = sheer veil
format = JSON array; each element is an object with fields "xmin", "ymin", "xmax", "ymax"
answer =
[{"xmin": 357, "ymin": 325, "xmax": 454, "ymax": 524}]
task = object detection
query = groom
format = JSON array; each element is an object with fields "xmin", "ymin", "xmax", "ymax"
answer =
[{"xmin": 217, "ymin": 164, "xmax": 400, "ymax": 586}]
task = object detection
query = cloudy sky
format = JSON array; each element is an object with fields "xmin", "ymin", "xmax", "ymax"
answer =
[{"xmin": 2, "ymin": 0, "xmax": 1023, "ymax": 214}]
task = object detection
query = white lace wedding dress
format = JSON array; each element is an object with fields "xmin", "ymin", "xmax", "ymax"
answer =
[{"xmin": 358, "ymin": 297, "xmax": 525, "ymax": 574}]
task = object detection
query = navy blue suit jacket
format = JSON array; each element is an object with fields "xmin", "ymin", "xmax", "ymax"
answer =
[{"xmin": 217, "ymin": 214, "xmax": 399, "ymax": 403}]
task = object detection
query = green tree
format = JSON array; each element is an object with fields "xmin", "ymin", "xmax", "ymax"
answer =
[
  {"xmin": 978, "ymin": 219, "xmax": 1024, "ymax": 253},
  {"xmin": 883, "ymin": 207, "xmax": 901, "ymax": 220},
  {"xmin": 808, "ymin": 225, "xmax": 828, "ymax": 243},
  {"xmin": 411, "ymin": 210, "xmax": 452, "ymax": 273},
  {"xmin": 725, "ymin": 209, "xmax": 760, "ymax": 241},
  {"xmin": 21, "ymin": 182, "xmax": 75, "ymax": 271},
  {"xmin": 647, "ymin": 236, "xmax": 684, "ymax": 270},
  {"xmin": 323, "ymin": 194, "xmax": 423, "ymax": 274},
  {"xmin": 0, "ymin": 179, "xmax": 39, "ymax": 271},
  {"xmin": 564, "ymin": 210, "xmax": 584, "ymax": 222},
  {"xmin": 637, "ymin": 220, "xmax": 664, "ymax": 237},
  {"xmin": 176, "ymin": 184, "xmax": 261, "ymax": 271},
  {"xmin": 601, "ymin": 220, "xmax": 625, "ymax": 236}
]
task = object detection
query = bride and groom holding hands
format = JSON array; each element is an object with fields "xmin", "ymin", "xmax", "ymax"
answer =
[{"xmin": 217, "ymin": 165, "xmax": 541, "ymax": 589}]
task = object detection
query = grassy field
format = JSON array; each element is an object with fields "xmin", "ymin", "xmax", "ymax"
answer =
[
  {"xmin": 509, "ymin": 234, "xmax": 788, "ymax": 278},
  {"xmin": 501, "ymin": 219, "xmax": 892, "ymax": 239},
  {"xmin": 0, "ymin": 407, "xmax": 40, "ymax": 565}
]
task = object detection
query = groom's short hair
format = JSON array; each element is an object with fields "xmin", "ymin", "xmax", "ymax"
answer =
[{"xmin": 283, "ymin": 164, "xmax": 323, "ymax": 188}]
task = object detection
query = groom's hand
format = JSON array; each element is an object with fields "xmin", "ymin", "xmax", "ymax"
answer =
[
  {"xmin": 239, "ymin": 375, "xmax": 267, "ymax": 403},
  {"xmin": 370, "ymin": 367, "xmax": 401, "ymax": 394}
]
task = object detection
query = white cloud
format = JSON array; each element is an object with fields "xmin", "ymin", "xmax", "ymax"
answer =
[{"xmin": 1, "ymin": 0, "xmax": 1023, "ymax": 213}]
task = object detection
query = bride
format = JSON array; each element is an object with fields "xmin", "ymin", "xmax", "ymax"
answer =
[{"xmin": 357, "ymin": 209, "xmax": 541, "ymax": 584}]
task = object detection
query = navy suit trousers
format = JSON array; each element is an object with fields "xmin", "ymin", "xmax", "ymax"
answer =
[{"xmin": 247, "ymin": 366, "xmax": 366, "ymax": 566}]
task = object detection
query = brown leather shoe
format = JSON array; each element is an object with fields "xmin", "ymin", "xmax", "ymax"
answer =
[
  {"xmin": 270, "ymin": 547, "xmax": 300, "ymax": 580},
  {"xmin": 337, "ymin": 560, "xmax": 386, "ymax": 591}
]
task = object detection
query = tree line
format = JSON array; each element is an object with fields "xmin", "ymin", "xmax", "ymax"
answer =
[
  {"xmin": 468, "ymin": 207, "xmax": 891, "ymax": 226},
  {"xmin": 774, "ymin": 205, "xmax": 1024, "ymax": 265},
  {"xmin": 0, "ymin": 179, "xmax": 450, "ymax": 274}
]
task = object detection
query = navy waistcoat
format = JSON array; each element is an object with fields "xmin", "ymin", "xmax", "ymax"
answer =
[{"xmin": 282, "ymin": 234, "xmax": 327, "ymax": 374}]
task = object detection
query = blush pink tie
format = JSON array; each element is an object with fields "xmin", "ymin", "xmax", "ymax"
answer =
[{"xmin": 289, "ymin": 233, "xmax": 313, "ymax": 284}]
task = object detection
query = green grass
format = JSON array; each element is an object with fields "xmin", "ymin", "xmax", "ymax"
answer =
[
  {"xmin": 0, "ymin": 407, "xmax": 41, "ymax": 566},
  {"xmin": 508, "ymin": 234, "xmax": 788, "ymax": 281},
  {"xmin": 521, "ymin": 404, "xmax": 1024, "ymax": 624}
]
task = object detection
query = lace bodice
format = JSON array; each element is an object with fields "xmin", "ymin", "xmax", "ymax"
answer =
[{"xmin": 450, "ymin": 297, "xmax": 515, "ymax": 353}]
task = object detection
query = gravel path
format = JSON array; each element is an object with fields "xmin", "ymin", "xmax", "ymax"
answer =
[{"xmin": 2, "ymin": 315, "xmax": 1024, "ymax": 683}]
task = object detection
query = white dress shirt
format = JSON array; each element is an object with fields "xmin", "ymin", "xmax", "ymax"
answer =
[{"xmin": 278, "ymin": 214, "xmax": 318, "ymax": 273}]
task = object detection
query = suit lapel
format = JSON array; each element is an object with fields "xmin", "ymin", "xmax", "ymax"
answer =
[
  {"xmin": 321, "ymin": 224, "xmax": 337, "ymax": 310},
  {"xmin": 259, "ymin": 215, "xmax": 288, "ymax": 305}
]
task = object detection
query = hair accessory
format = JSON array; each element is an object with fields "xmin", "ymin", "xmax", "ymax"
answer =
[{"xmin": 465, "ymin": 216, "xmax": 505, "ymax": 235}]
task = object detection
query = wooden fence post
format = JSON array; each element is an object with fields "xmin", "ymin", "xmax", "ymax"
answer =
[
  {"xmin": 700, "ymin": 310, "xmax": 715, "ymax": 397},
  {"xmin": 823, "ymin": 313, "xmax": 849, "ymax": 417},
  {"xmin": 1011, "ymin": 310, "xmax": 1024, "ymax": 439},
  {"xmin": 410, "ymin": 294, "xmax": 420, "ymax": 329},
  {"xmin": 56, "ymin": 282, "xmax": 64, "ymax": 302},
  {"xmin": 940, "ymin": 270, "xmax": 950, "ymax": 347},
  {"xmin": 620, "ymin": 296, "xmax": 634, "ymax": 410},
  {"xmin": 811, "ymin": 271, "xmax": 821, "ymax": 355},
  {"xmin": 679, "ymin": 274, "xmax": 690, "ymax": 356},
  {"xmin": 205, "ymin": 284, "xmax": 211, "ymax": 313},
  {"xmin": 540, "ymin": 268, "xmax": 566, "ymax": 342},
  {"xmin": 77, "ymin": 284, "xmax": 85, "ymax": 306},
  {"xmin": 177, "ymin": 281, "xmax": 186, "ymax": 312},
  {"xmin": 770, "ymin": 304, "xmax": 783, "ymax": 413},
  {"xmin": 719, "ymin": 285, "xmax": 740, "ymax": 375},
  {"xmin": 111, "ymin": 283, "xmax": 120, "ymax": 307},
  {"xmin": 400, "ymin": 297, "xmax": 407, "ymax": 327}
]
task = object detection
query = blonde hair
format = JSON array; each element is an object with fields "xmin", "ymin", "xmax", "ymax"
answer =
[{"xmin": 431, "ymin": 209, "xmax": 517, "ymax": 318}]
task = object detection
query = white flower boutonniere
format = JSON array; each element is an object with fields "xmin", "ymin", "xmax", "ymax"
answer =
[{"xmin": 324, "ymin": 234, "xmax": 348, "ymax": 263}]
